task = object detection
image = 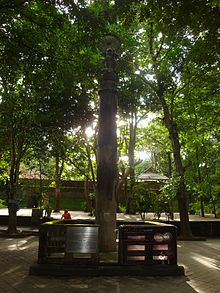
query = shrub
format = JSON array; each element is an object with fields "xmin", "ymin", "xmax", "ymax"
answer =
[
  {"xmin": 132, "ymin": 184, "xmax": 154, "ymax": 220},
  {"xmin": 0, "ymin": 199, "xmax": 6, "ymax": 208}
]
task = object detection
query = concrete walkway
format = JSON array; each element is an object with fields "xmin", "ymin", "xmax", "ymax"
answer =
[
  {"xmin": 0, "ymin": 236, "xmax": 220, "ymax": 292},
  {"xmin": 178, "ymin": 239, "xmax": 220, "ymax": 293}
]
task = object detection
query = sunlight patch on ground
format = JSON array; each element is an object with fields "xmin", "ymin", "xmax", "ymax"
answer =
[
  {"xmin": 1, "ymin": 266, "xmax": 21, "ymax": 276},
  {"xmin": 8, "ymin": 239, "xmax": 28, "ymax": 251},
  {"xmin": 186, "ymin": 281, "xmax": 206, "ymax": 293},
  {"xmin": 203, "ymin": 242, "xmax": 220, "ymax": 251},
  {"xmin": 69, "ymin": 284, "xmax": 89, "ymax": 289},
  {"xmin": 8, "ymin": 244, "xmax": 29, "ymax": 251},
  {"xmin": 33, "ymin": 284, "xmax": 47, "ymax": 289},
  {"xmin": 192, "ymin": 254, "xmax": 220, "ymax": 271}
]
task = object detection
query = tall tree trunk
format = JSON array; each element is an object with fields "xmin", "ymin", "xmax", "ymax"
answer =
[
  {"xmin": 167, "ymin": 151, "xmax": 174, "ymax": 220},
  {"xmin": 163, "ymin": 113, "xmax": 192, "ymax": 238},
  {"xmin": 7, "ymin": 130, "xmax": 21, "ymax": 234},
  {"xmin": 84, "ymin": 176, "xmax": 94, "ymax": 215},
  {"xmin": 192, "ymin": 106, "xmax": 205, "ymax": 217},
  {"xmin": 53, "ymin": 156, "xmax": 64, "ymax": 212},
  {"xmin": 54, "ymin": 179, "xmax": 61, "ymax": 212},
  {"xmin": 124, "ymin": 177, "xmax": 129, "ymax": 210},
  {"xmin": 116, "ymin": 167, "xmax": 130, "ymax": 210},
  {"xmin": 147, "ymin": 24, "xmax": 192, "ymax": 238},
  {"xmin": 8, "ymin": 209, "xmax": 18, "ymax": 234},
  {"xmin": 39, "ymin": 160, "xmax": 43, "ymax": 205},
  {"xmin": 196, "ymin": 149, "xmax": 205, "ymax": 217},
  {"xmin": 82, "ymin": 128, "xmax": 96, "ymax": 185},
  {"xmin": 126, "ymin": 110, "xmax": 137, "ymax": 214},
  {"xmin": 7, "ymin": 176, "xmax": 19, "ymax": 234}
]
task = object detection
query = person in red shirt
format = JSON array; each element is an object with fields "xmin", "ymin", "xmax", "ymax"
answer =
[{"xmin": 61, "ymin": 210, "xmax": 71, "ymax": 219}]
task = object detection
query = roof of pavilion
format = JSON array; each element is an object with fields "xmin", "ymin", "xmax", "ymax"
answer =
[{"xmin": 138, "ymin": 172, "xmax": 169, "ymax": 181}]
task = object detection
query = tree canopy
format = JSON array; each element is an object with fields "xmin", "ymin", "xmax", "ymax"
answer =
[{"xmin": 0, "ymin": 0, "xmax": 219, "ymax": 236}]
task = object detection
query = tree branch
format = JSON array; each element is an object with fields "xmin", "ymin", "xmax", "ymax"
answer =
[{"xmin": 0, "ymin": 0, "xmax": 28, "ymax": 9}]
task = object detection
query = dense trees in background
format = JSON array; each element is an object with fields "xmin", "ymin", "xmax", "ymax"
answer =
[
  {"xmin": 115, "ymin": 0, "xmax": 220, "ymax": 238},
  {"xmin": 0, "ymin": 0, "xmax": 219, "ymax": 237},
  {"xmin": 0, "ymin": 0, "xmax": 99, "ymax": 232}
]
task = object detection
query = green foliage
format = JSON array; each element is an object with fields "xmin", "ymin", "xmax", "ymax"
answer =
[
  {"xmin": 0, "ymin": 199, "xmax": 6, "ymax": 208},
  {"xmin": 0, "ymin": 0, "xmax": 219, "ymax": 221},
  {"xmin": 132, "ymin": 183, "xmax": 155, "ymax": 220},
  {"xmin": 160, "ymin": 177, "xmax": 180, "ymax": 200},
  {"xmin": 118, "ymin": 203, "xmax": 126, "ymax": 213},
  {"xmin": 135, "ymin": 160, "xmax": 151, "ymax": 178},
  {"xmin": 136, "ymin": 118, "xmax": 172, "ymax": 175},
  {"xmin": 133, "ymin": 183, "xmax": 171, "ymax": 219}
]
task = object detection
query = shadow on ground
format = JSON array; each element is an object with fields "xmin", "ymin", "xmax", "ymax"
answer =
[{"xmin": 0, "ymin": 236, "xmax": 198, "ymax": 293}]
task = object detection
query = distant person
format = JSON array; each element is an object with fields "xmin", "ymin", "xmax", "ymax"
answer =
[
  {"xmin": 44, "ymin": 204, "xmax": 52, "ymax": 217},
  {"xmin": 61, "ymin": 210, "xmax": 71, "ymax": 219}
]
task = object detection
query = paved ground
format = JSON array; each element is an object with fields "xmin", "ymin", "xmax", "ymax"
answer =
[
  {"xmin": 1, "ymin": 209, "xmax": 220, "ymax": 292},
  {"xmin": 0, "ymin": 235, "xmax": 220, "ymax": 292},
  {"xmin": 1, "ymin": 208, "xmax": 220, "ymax": 222}
]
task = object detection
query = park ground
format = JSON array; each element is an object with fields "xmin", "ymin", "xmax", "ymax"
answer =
[
  {"xmin": 0, "ymin": 209, "xmax": 220, "ymax": 292},
  {"xmin": 1, "ymin": 208, "xmax": 220, "ymax": 221}
]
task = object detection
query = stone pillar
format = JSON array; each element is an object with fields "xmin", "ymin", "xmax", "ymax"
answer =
[{"xmin": 96, "ymin": 48, "xmax": 118, "ymax": 252}]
